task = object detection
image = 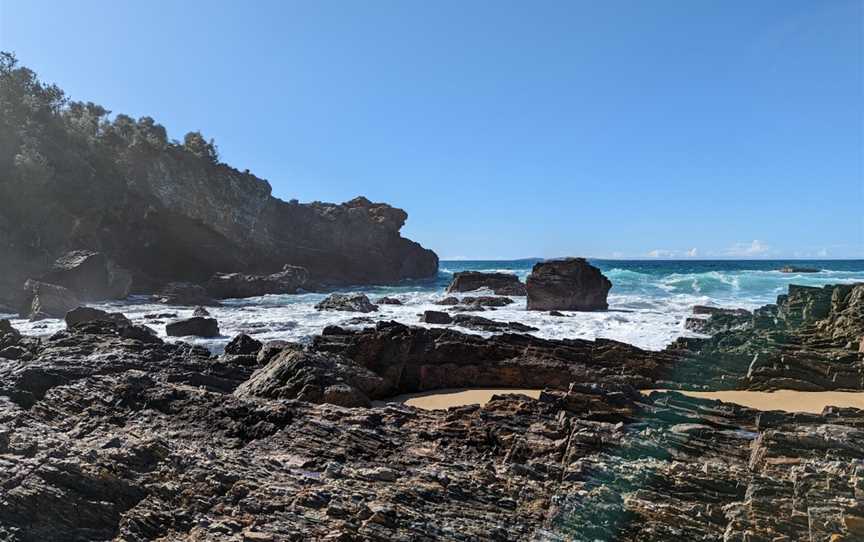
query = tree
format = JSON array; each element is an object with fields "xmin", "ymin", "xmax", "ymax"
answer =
[{"xmin": 183, "ymin": 130, "xmax": 219, "ymax": 164}]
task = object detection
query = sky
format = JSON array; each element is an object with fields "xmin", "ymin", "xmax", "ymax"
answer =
[{"xmin": 1, "ymin": 0, "xmax": 862, "ymax": 260}]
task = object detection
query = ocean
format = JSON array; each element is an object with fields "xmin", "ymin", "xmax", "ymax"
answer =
[{"xmin": 9, "ymin": 259, "xmax": 864, "ymax": 353}]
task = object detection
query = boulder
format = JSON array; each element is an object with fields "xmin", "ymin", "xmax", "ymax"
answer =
[
  {"xmin": 19, "ymin": 280, "xmax": 82, "ymax": 320},
  {"xmin": 526, "ymin": 258, "xmax": 611, "ymax": 311},
  {"xmin": 315, "ymin": 293, "xmax": 378, "ymax": 313},
  {"xmin": 225, "ymin": 333, "xmax": 263, "ymax": 356},
  {"xmin": 166, "ymin": 317, "xmax": 220, "ymax": 338},
  {"xmin": 65, "ymin": 307, "xmax": 131, "ymax": 328},
  {"xmin": 155, "ymin": 282, "xmax": 220, "ymax": 306},
  {"xmin": 40, "ymin": 250, "xmax": 132, "ymax": 301},
  {"xmin": 435, "ymin": 296, "xmax": 460, "ymax": 306},
  {"xmin": 375, "ymin": 297, "xmax": 403, "ymax": 305},
  {"xmin": 445, "ymin": 271, "xmax": 527, "ymax": 296},
  {"xmin": 461, "ymin": 296, "xmax": 513, "ymax": 307},
  {"xmin": 234, "ymin": 350, "xmax": 387, "ymax": 407},
  {"xmin": 192, "ymin": 306, "xmax": 211, "ymax": 317},
  {"xmin": 205, "ymin": 265, "xmax": 309, "ymax": 299},
  {"xmin": 452, "ymin": 314, "xmax": 538, "ymax": 333},
  {"xmin": 420, "ymin": 311, "xmax": 453, "ymax": 324}
]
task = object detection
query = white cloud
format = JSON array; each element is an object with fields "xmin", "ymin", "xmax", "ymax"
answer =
[
  {"xmin": 725, "ymin": 240, "xmax": 770, "ymax": 257},
  {"xmin": 686, "ymin": 248, "xmax": 698, "ymax": 258}
]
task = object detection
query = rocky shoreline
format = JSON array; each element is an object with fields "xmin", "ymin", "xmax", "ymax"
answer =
[{"xmin": 0, "ymin": 280, "xmax": 862, "ymax": 541}]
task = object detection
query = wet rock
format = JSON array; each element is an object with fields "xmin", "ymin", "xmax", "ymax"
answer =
[
  {"xmin": 435, "ymin": 296, "xmax": 460, "ymax": 305},
  {"xmin": 420, "ymin": 310, "xmax": 453, "ymax": 324},
  {"xmin": 40, "ymin": 250, "xmax": 132, "ymax": 301},
  {"xmin": 154, "ymin": 282, "xmax": 219, "ymax": 306},
  {"xmin": 526, "ymin": 257, "xmax": 611, "ymax": 311},
  {"xmin": 64, "ymin": 306, "xmax": 131, "ymax": 328},
  {"xmin": 315, "ymin": 293, "xmax": 378, "ymax": 313},
  {"xmin": 453, "ymin": 314, "xmax": 538, "ymax": 333},
  {"xmin": 375, "ymin": 297, "xmax": 403, "ymax": 305},
  {"xmin": 225, "ymin": 334, "xmax": 263, "ymax": 356},
  {"xmin": 779, "ymin": 265, "xmax": 820, "ymax": 273},
  {"xmin": 19, "ymin": 280, "xmax": 81, "ymax": 320},
  {"xmin": 144, "ymin": 312, "xmax": 177, "ymax": 319},
  {"xmin": 343, "ymin": 316, "xmax": 376, "ymax": 326},
  {"xmin": 205, "ymin": 265, "xmax": 309, "ymax": 299},
  {"xmin": 446, "ymin": 271, "xmax": 527, "ymax": 296},
  {"xmin": 165, "ymin": 317, "xmax": 220, "ymax": 338},
  {"xmin": 192, "ymin": 306, "xmax": 211, "ymax": 317},
  {"xmin": 549, "ymin": 310, "xmax": 566, "ymax": 317},
  {"xmin": 461, "ymin": 295, "xmax": 513, "ymax": 307},
  {"xmin": 234, "ymin": 350, "xmax": 386, "ymax": 407}
]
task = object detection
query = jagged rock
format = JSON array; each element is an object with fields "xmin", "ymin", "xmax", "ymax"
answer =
[
  {"xmin": 526, "ymin": 258, "xmax": 612, "ymax": 311},
  {"xmin": 192, "ymin": 306, "xmax": 211, "ymax": 317},
  {"xmin": 206, "ymin": 265, "xmax": 309, "ymax": 299},
  {"xmin": 692, "ymin": 305, "xmax": 751, "ymax": 317},
  {"xmin": 234, "ymin": 350, "xmax": 387, "ymax": 407},
  {"xmin": 685, "ymin": 306, "xmax": 751, "ymax": 335},
  {"xmin": 18, "ymin": 280, "xmax": 82, "ymax": 320},
  {"xmin": 420, "ymin": 310, "xmax": 452, "ymax": 324},
  {"xmin": 375, "ymin": 297, "xmax": 403, "ymax": 305},
  {"xmin": 165, "ymin": 317, "xmax": 220, "ymax": 338},
  {"xmin": 225, "ymin": 334, "xmax": 263, "ymax": 356},
  {"xmin": 154, "ymin": 282, "xmax": 219, "ymax": 306},
  {"xmin": 445, "ymin": 271, "xmax": 527, "ymax": 296},
  {"xmin": 40, "ymin": 250, "xmax": 132, "ymax": 301},
  {"xmin": 257, "ymin": 340, "xmax": 303, "ymax": 365},
  {"xmin": 453, "ymin": 314, "xmax": 538, "ymax": 333},
  {"xmin": 315, "ymin": 293, "xmax": 378, "ymax": 313},
  {"xmin": 64, "ymin": 306, "xmax": 131, "ymax": 328},
  {"xmin": 549, "ymin": 310, "xmax": 566, "ymax": 317},
  {"xmin": 435, "ymin": 296, "xmax": 460, "ymax": 305},
  {"xmin": 461, "ymin": 295, "xmax": 513, "ymax": 307},
  {"xmin": 343, "ymin": 316, "xmax": 376, "ymax": 326}
]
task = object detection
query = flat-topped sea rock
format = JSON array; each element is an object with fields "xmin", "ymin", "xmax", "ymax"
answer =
[
  {"xmin": 205, "ymin": 265, "xmax": 309, "ymax": 299},
  {"xmin": 165, "ymin": 316, "xmax": 220, "ymax": 337},
  {"xmin": 446, "ymin": 271, "xmax": 527, "ymax": 296},
  {"xmin": 779, "ymin": 265, "xmax": 820, "ymax": 273},
  {"xmin": 526, "ymin": 257, "xmax": 611, "ymax": 311},
  {"xmin": 315, "ymin": 293, "xmax": 378, "ymax": 313}
]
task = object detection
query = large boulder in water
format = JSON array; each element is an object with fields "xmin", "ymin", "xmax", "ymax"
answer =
[
  {"xmin": 41, "ymin": 250, "xmax": 132, "ymax": 301},
  {"xmin": 315, "ymin": 293, "xmax": 378, "ymax": 313},
  {"xmin": 205, "ymin": 265, "xmax": 309, "ymax": 299},
  {"xmin": 65, "ymin": 307, "xmax": 131, "ymax": 328},
  {"xmin": 445, "ymin": 271, "xmax": 527, "ymax": 296},
  {"xmin": 526, "ymin": 258, "xmax": 611, "ymax": 311},
  {"xmin": 166, "ymin": 317, "xmax": 220, "ymax": 338},
  {"xmin": 18, "ymin": 280, "xmax": 82, "ymax": 320},
  {"xmin": 155, "ymin": 282, "xmax": 219, "ymax": 306}
]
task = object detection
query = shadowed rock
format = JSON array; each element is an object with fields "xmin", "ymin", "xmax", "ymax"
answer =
[
  {"xmin": 165, "ymin": 317, "xmax": 220, "ymax": 338},
  {"xmin": 526, "ymin": 258, "xmax": 611, "ymax": 311},
  {"xmin": 420, "ymin": 310, "xmax": 452, "ymax": 324},
  {"xmin": 41, "ymin": 250, "xmax": 132, "ymax": 301},
  {"xmin": 446, "ymin": 271, "xmax": 527, "ymax": 296},
  {"xmin": 206, "ymin": 265, "xmax": 309, "ymax": 299},
  {"xmin": 19, "ymin": 280, "xmax": 81, "ymax": 320},
  {"xmin": 154, "ymin": 282, "xmax": 219, "ymax": 306},
  {"xmin": 65, "ymin": 306, "xmax": 131, "ymax": 328}
]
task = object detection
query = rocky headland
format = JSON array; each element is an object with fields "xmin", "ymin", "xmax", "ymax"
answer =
[{"xmin": 0, "ymin": 55, "xmax": 438, "ymax": 310}]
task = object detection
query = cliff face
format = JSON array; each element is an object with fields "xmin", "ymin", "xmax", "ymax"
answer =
[{"xmin": 0, "ymin": 54, "xmax": 438, "ymax": 303}]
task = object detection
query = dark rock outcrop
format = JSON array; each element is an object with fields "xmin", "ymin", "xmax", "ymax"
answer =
[
  {"xmin": 0, "ymin": 58, "xmax": 437, "ymax": 307},
  {"xmin": 779, "ymin": 265, "xmax": 820, "ymax": 273},
  {"xmin": 18, "ymin": 280, "xmax": 81, "ymax": 320},
  {"xmin": 165, "ymin": 317, "xmax": 220, "ymax": 338},
  {"xmin": 375, "ymin": 296, "xmax": 403, "ymax": 305},
  {"xmin": 205, "ymin": 265, "xmax": 309, "ymax": 299},
  {"xmin": 420, "ymin": 310, "xmax": 453, "ymax": 324},
  {"xmin": 224, "ymin": 333, "xmax": 263, "ymax": 356},
  {"xmin": 234, "ymin": 350, "xmax": 387, "ymax": 407},
  {"xmin": 64, "ymin": 306, "xmax": 131, "ymax": 328},
  {"xmin": 453, "ymin": 314, "xmax": 539, "ymax": 333},
  {"xmin": 154, "ymin": 282, "xmax": 219, "ymax": 306},
  {"xmin": 526, "ymin": 258, "xmax": 612, "ymax": 311},
  {"xmin": 446, "ymin": 271, "xmax": 527, "ymax": 296},
  {"xmin": 315, "ymin": 293, "xmax": 378, "ymax": 313},
  {"xmin": 685, "ymin": 306, "xmax": 752, "ymax": 335},
  {"xmin": 40, "ymin": 250, "xmax": 132, "ymax": 301}
]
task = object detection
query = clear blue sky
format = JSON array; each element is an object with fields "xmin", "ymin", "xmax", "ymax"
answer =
[{"xmin": 2, "ymin": 0, "xmax": 862, "ymax": 259}]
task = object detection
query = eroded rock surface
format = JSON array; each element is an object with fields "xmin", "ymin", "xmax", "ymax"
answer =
[
  {"xmin": 526, "ymin": 258, "xmax": 612, "ymax": 311},
  {"xmin": 315, "ymin": 293, "xmax": 378, "ymax": 313},
  {"xmin": 446, "ymin": 271, "xmax": 527, "ymax": 296}
]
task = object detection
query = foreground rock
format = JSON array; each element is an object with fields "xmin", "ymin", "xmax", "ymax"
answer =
[
  {"xmin": 446, "ymin": 271, "xmax": 527, "ymax": 295},
  {"xmin": 40, "ymin": 250, "xmax": 132, "ymax": 300},
  {"xmin": 315, "ymin": 293, "xmax": 378, "ymax": 313},
  {"xmin": 165, "ymin": 317, "xmax": 220, "ymax": 338},
  {"xmin": 205, "ymin": 265, "xmax": 309, "ymax": 299},
  {"xmin": 526, "ymin": 257, "xmax": 612, "ymax": 311},
  {"xmin": 18, "ymin": 280, "xmax": 81, "ymax": 320}
]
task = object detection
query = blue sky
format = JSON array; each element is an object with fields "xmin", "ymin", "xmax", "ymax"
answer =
[{"xmin": 1, "ymin": 0, "xmax": 862, "ymax": 259}]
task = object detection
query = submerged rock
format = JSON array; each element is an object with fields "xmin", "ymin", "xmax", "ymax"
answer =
[
  {"xmin": 206, "ymin": 265, "xmax": 309, "ymax": 299},
  {"xmin": 315, "ymin": 293, "xmax": 378, "ymax": 313},
  {"xmin": 453, "ymin": 314, "xmax": 538, "ymax": 333},
  {"xmin": 446, "ymin": 271, "xmax": 527, "ymax": 296},
  {"xmin": 526, "ymin": 257, "xmax": 611, "ymax": 311},
  {"xmin": 779, "ymin": 265, "xmax": 820, "ymax": 273},
  {"xmin": 375, "ymin": 296, "xmax": 403, "ymax": 305},
  {"xmin": 165, "ymin": 316, "xmax": 220, "ymax": 338}
]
